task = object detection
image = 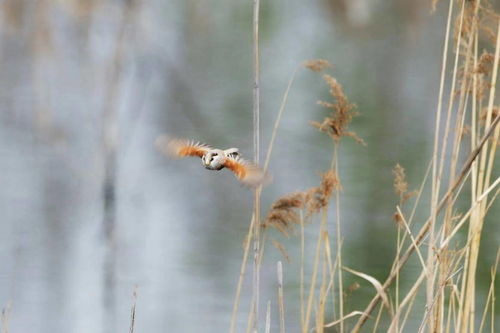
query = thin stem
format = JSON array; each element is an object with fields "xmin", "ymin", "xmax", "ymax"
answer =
[
  {"xmin": 304, "ymin": 208, "xmax": 328, "ymax": 332},
  {"xmin": 333, "ymin": 144, "xmax": 344, "ymax": 333},
  {"xmin": 278, "ymin": 261, "xmax": 285, "ymax": 333},
  {"xmin": 251, "ymin": 0, "xmax": 261, "ymax": 331},
  {"xmin": 300, "ymin": 210, "xmax": 305, "ymax": 330},
  {"xmin": 230, "ymin": 216, "xmax": 255, "ymax": 333}
]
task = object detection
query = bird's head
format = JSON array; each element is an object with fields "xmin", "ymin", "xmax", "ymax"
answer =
[{"xmin": 202, "ymin": 151, "xmax": 224, "ymax": 170}]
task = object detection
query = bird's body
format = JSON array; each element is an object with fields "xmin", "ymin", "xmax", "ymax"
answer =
[
  {"xmin": 202, "ymin": 148, "xmax": 239, "ymax": 170},
  {"xmin": 156, "ymin": 136, "xmax": 269, "ymax": 187}
]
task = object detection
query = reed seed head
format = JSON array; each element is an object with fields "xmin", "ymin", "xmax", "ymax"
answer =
[
  {"xmin": 306, "ymin": 170, "xmax": 340, "ymax": 216},
  {"xmin": 312, "ymin": 75, "xmax": 365, "ymax": 145},
  {"xmin": 303, "ymin": 59, "xmax": 333, "ymax": 72}
]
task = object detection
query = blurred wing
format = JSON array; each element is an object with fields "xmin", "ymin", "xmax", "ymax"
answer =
[
  {"xmin": 223, "ymin": 157, "xmax": 271, "ymax": 187},
  {"xmin": 156, "ymin": 136, "xmax": 211, "ymax": 158},
  {"xmin": 224, "ymin": 148, "xmax": 240, "ymax": 159}
]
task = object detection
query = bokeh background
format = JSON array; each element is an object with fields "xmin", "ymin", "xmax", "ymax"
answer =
[{"xmin": 0, "ymin": 0, "xmax": 498, "ymax": 332}]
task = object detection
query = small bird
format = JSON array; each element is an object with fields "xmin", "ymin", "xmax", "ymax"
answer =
[{"xmin": 156, "ymin": 136, "xmax": 270, "ymax": 187}]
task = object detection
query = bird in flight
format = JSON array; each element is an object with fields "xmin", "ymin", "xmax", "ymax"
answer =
[{"xmin": 156, "ymin": 136, "xmax": 270, "ymax": 187}]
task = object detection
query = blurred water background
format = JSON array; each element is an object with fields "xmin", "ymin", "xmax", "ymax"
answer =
[{"xmin": 0, "ymin": 0, "xmax": 498, "ymax": 332}]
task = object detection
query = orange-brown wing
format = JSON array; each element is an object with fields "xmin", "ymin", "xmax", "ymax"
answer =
[
  {"xmin": 222, "ymin": 157, "xmax": 271, "ymax": 187},
  {"xmin": 156, "ymin": 136, "xmax": 211, "ymax": 158}
]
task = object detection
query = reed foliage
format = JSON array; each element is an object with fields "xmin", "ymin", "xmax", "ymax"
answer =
[{"xmin": 231, "ymin": 1, "xmax": 500, "ymax": 332}]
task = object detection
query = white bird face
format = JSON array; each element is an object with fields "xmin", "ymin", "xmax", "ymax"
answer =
[{"xmin": 202, "ymin": 151, "xmax": 225, "ymax": 170}]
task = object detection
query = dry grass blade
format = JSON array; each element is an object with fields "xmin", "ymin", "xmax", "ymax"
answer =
[
  {"xmin": 478, "ymin": 247, "xmax": 500, "ymax": 332},
  {"xmin": 396, "ymin": 206, "xmax": 428, "ymax": 274},
  {"xmin": 324, "ymin": 311, "xmax": 367, "ymax": 328},
  {"xmin": 388, "ymin": 270, "xmax": 426, "ymax": 333},
  {"xmin": 263, "ymin": 67, "xmax": 298, "ymax": 171},
  {"xmin": 343, "ymin": 266, "xmax": 392, "ymax": 316},
  {"xmin": 439, "ymin": 176, "xmax": 500, "ymax": 250}
]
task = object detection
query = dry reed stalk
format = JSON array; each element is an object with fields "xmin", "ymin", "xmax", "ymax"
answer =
[
  {"xmin": 263, "ymin": 59, "xmax": 330, "ymax": 172},
  {"xmin": 396, "ymin": 206, "xmax": 427, "ymax": 273},
  {"xmin": 391, "ymin": 160, "xmax": 433, "ymax": 332},
  {"xmin": 372, "ymin": 302, "xmax": 385, "ymax": 333},
  {"xmin": 324, "ymin": 232, "xmax": 338, "ymax": 327},
  {"xmin": 419, "ymin": 266, "xmax": 465, "ymax": 333},
  {"xmin": 444, "ymin": 285, "xmax": 457, "ymax": 333},
  {"xmin": 400, "ymin": 288, "xmax": 419, "ymax": 332},
  {"xmin": 248, "ymin": 63, "xmax": 330, "ymax": 327},
  {"xmin": 429, "ymin": 0, "xmax": 455, "ymax": 268},
  {"xmin": 393, "ymin": 160, "xmax": 433, "ymax": 266},
  {"xmin": 262, "ymin": 170, "xmax": 338, "ymax": 333},
  {"xmin": 230, "ymin": 216, "xmax": 254, "ymax": 333},
  {"xmin": 482, "ymin": 20, "xmax": 500, "ymax": 200},
  {"xmin": 302, "ymin": 62, "xmax": 360, "ymax": 333},
  {"xmin": 438, "ymin": 176, "xmax": 499, "ymax": 250},
  {"xmin": 263, "ymin": 66, "xmax": 298, "ymax": 171},
  {"xmin": 325, "ymin": 237, "xmax": 338, "ymax": 324},
  {"xmin": 478, "ymin": 248, "xmax": 500, "ymax": 332},
  {"xmin": 429, "ymin": 1, "xmax": 467, "ymax": 330},
  {"xmin": 315, "ymin": 232, "xmax": 329, "ymax": 333},
  {"xmin": 333, "ymin": 145, "xmax": 345, "ymax": 333},
  {"xmin": 395, "ymin": 215, "xmax": 402, "ymax": 332},
  {"xmin": 231, "ymin": 57, "xmax": 322, "ymax": 333},
  {"xmin": 459, "ymin": 17, "xmax": 500, "ymax": 333},
  {"xmin": 246, "ymin": 232, "xmax": 268, "ymax": 333},
  {"xmin": 299, "ymin": 210, "xmax": 305, "ymax": 330},
  {"xmin": 231, "ymin": 59, "xmax": 306, "ymax": 332},
  {"xmin": 392, "ymin": 162, "xmax": 418, "ymax": 332},
  {"xmin": 251, "ymin": 0, "xmax": 261, "ymax": 331},
  {"xmin": 388, "ymin": 270, "xmax": 426, "ymax": 332},
  {"xmin": 277, "ymin": 261, "xmax": 285, "ymax": 333},
  {"xmin": 303, "ymin": 208, "xmax": 328, "ymax": 333},
  {"xmin": 352, "ymin": 113, "xmax": 500, "ymax": 332},
  {"xmin": 436, "ymin": 1, "xmax": 481, "ymax": 330},
  {"xmin": 351, "ymin": 3, "xmax": 500, "ymax": 330}
]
